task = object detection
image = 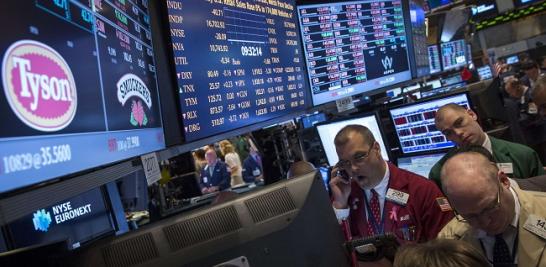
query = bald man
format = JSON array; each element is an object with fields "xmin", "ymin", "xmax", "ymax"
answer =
[
  {"xmin": 428, "ymin": 103, "xmax": 544, "ymax": 188},
  {"xmin": 199, "ymin": 149, "xmax": 230, "ymax": 193},
  {"xmin": 438, "ymin": 151, "xmax": 546, "ymax": 266}
]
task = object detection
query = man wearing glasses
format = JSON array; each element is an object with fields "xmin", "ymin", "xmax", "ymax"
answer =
[
  {"xmin": 438, "ymin": 151, "xmax": 546, "ymax": 266},
  {"xmin": 428, "ymin": 103, "xmax": 544, "ymax": 188},
  {"xmin": 330, "ymin": 125, "xmax": 454, "ymax": 247}
]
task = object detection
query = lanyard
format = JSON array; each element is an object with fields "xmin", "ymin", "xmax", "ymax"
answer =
[{"xmin": 362, "ymin": 189, "xmax": 387, "ymax": 235}]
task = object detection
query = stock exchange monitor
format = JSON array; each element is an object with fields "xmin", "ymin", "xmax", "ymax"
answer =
[
  {"xmin": 0, "ymin": 0, "xmax": 165, "ymax": 193},
  {"xmin": 428, "ymin": 45, "xmax": 441, "ymax": 74},
  {"xmin": 441, "ymin": 39, "xmax": 467, "ymax": 71},
  {"xmin": 389, "ymin": 93, "xmax": 470, "ymax": 154},
  {"xmin": 166, "ymin": 0, "xmax": 309, "ymax": 142},
  {"xmin": 297, "ymin": 0, "xmax": 413, "ymax": 106}
]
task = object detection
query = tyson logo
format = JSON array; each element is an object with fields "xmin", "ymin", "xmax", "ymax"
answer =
[{"xmin": 2, "ymin": 40, "xmax": 77, "ymax": 132}]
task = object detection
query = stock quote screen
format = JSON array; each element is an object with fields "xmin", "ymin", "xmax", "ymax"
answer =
[
  {"xmin": 428, "ymin": 45, "xmax": 441, "ymax": 74},
  {"xmin": 441, "ymin": 39, "xmax": 467, "ymax": 71},
  {"xmin": 166, "ymin": 0, "xmax": 309, "ymax": 142},
  {"xmin": 389, "ymin": 93, "xmax": 470, "ymax": 154},
  {"xmin": 0, "ymin": 0, "xmax": 164, "ymax": 193},
  {"xmin": 297, "ymin": 0, "xmax": 412, "ymax": 106}
]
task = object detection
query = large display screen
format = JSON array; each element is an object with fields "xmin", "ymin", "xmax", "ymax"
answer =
[
  {"xmin": 166, "ymin": 0, "xmax": 309, "ymax": 142},
  {"xmin": 0, "ymin": 0, "xmax": 165, "ymax": 193},
  {"xmin": 409, "ymin": 0, "xmax": 430, "ymax": 78},
  {"xmin": 316, "ymin": 113, "xmax": 390, "ymax": 166},
  {"xmin": 297, "ymin": 0, "xmax": 412, "ymax": 106},
  {"xmin": 428, "ymin": 45, "xmax": 442, "ymax": 74},
  {"xmin": 8, "ymin": 187, "xmax": 113, "ymax": 249},
  {"xmin": 471, "ymin": 0, "xmax": 498, "ymax": 21},
  {"xmin": 389, "ymin": 93, "xmax": 470, "ymax": 154},
  {"xmin": 440, "ymin": 39, "xmax": 467, "ymax": 71}
]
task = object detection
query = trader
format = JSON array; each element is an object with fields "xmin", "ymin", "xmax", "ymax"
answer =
[
  {"xmin": 330, "ymin": 125, "xmax": 453, "ymax": 246},
  {"xmin": 428, "ymin": 103, "xmax": 544, "ymax": 187},
  {"xmin": 199, "ymin": 148, "xmax": 230, "ymax": 193},
  {"xmin": 438, "ymin": 151, "xmax": 546, "ymax": 266}
]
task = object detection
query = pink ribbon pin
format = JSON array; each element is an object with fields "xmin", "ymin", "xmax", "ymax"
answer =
[{"xmin": 389, "ymin": 206, "xmax": 399, "ymax": 221}]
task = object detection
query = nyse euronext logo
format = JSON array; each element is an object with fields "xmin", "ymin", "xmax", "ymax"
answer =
[{"xmin": 32, "ymin": 209, "xmax": 52, "ymax": 232}]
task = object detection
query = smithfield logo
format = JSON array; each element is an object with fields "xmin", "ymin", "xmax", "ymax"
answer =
[
  {"xmin": 116, "ymin": 73, "xmax": 152, "ymax": 127},
  {"xmin": 2, "ymin": 40, "xmax": 77, "ymax": 132},
  {"xmin": 32, "ymin": 209, "xmax": 52, "ymax": 232}
]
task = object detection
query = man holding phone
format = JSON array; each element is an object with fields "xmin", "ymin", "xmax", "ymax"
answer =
[{"xmin": 330, "ymin": 125, "xmax": 454, "ymax": 248}]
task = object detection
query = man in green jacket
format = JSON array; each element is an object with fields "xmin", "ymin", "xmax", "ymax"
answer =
[{"xmin": 429, "ymin": 103, "xmax": 544, "ymax": 188}]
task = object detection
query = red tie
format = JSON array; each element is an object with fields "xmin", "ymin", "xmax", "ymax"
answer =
[{"xmin": 367, "ymin": 189, "xmax": 381, "ymax": 236}]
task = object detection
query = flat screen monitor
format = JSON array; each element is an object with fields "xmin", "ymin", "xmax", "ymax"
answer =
[
  {"xmin": 386, "ymin": 87, "xmax": 402, "ymax": 98},
  {"xmin": 396, "ymin": 152, "xmax": 445, "ymax": 177},
  {"xmin": 300, "ymin": 112, "xmax": 327, "ymax": 129},
  {"xmin": 506, "ymin": 55, "xmax": 519, "ymax": 64},
  {"xmin": 513, "ymin": 0, "xmax": 543, "ymax": 7},
  {"xmin": 441, "ymin": 39, "xmax": 467, "ymax": 71},
  {"xmin": 389, "ymin": 93, "xmax": 470, "ymax": 154},
  {"xmin": 0, "ymin": 1, "xmax": 165, "ymax": 193},
  {"xmin": 74, "ymin": 171, "xmax": 350, "ymax": 267},
  {"xmin": 477, "ymin": 65, "xmax": 493, "ymax": 80},
  {"xmin": 166, "ymin": 0, "xmax": 309, "ymax": 142},
  {"xmin": 297, "ymin": 0, "xmax": 413, "ymax": 106},
  {"xmin": 442, "ymin": 74, "xmax": 464, "ymax": 86},
  {"xmin": 427, "ymin": 0, "xmax": 453, "ymax": 9},
  {"xmin": 6, "ymin": 187, "xmax": 114, "ymax": 250},
  {"xmin": 428, "ymin": 45, "xmax": 442, "ymax": 74},
  {"xmin": 409, "ymin": 0, "xmax": 430, "ymax": 78},
  {"xmin": 316, "ymin": 113, "xmax": 390, "ymax": 166},
  {"xmin": 471, "ymin": 0, "xmax": 498, "ymax": 21}
]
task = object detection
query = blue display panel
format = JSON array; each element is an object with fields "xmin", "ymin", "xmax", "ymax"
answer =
[
  {"xmin": 477, "ymin": 65, "xmax": 493, "ymax": 80},
  {"xmin": 471, "ymin": 0, "xmax": 498, "ymax": 21},
  {"xmin": 409, "ymin": 0, "xmax": 430, "ymax": 78},
  {"xmin": 297, "ymin": 0, "xmax": 412, "ymax": 106},
  {"xmin": 397, "ymin": 152, "xmax": 445, "ymax": 178},
  {"xmin": 8, "ymin": 187, "xmax": 114, "ymax": 249},
  {"xmin": 166, "ymin": 0, "xmax": 309, "ymax": 142},
  {"xmin": 389, "ymin": 93, "xmax": 469, "ymax": 154},
  {"xmin": 300, "ymin": 112, "xmax": 327, "ymax": 128},
  {"xmin": 0, "ymin": 0, "xmax": 165, "ymax": 193},
  {"xmin": 428, "ymin": 45, "xmax": 441, "ymax": 74},
  {"xmin": 441, "ymin": 39, "xmax": 467, "ymax": 71}
]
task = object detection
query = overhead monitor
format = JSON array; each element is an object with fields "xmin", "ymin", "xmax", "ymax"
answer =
[
  {"xmin": 477, "ymin": 65, "xmax": 493, "ymax": 80},
  {"xmin": 0, "ymin": 0, "xmax": 165, "ymax": 193},
  {"xmin": 297, "ymin": 0, "xmax": 413, "ymax": 106},
  {"xmin": 513, "ymin": 0, "xmax": 543, "ymax": 7},
  {"xmin": 471, "ymin": 0, "xmax": 498, "ymax": 21},
  {"xmin": 428, "ymin": 45, "xmax": 442, "ymax": 74},
  {"xmin": 389, "ymin": 93, "xmax": 470, "ymax": 154},
  {"xmin": 316, "ymin": 113, "xmax": 390, "ymax": 166},
  {"xmin": 396, "ymin": 152, "xmax": 445, "ymax": 177},
  {"xmin": 409, "ymin": 0, "xmax": 430, "ymax": 78},
  {"xmin": 426, "ymin": 0, "xmax": 453, "ymax": 9},
  {"xmin": 6, "ymin": 187, "xmax": 114, "ymax": 250},
  {"xmin": 166, "ymin": 0, "xmax": 309, "ymax": 142},
  {"xmin": 441, "ymin": 39, "xmax": 467, "ymax": 71}
]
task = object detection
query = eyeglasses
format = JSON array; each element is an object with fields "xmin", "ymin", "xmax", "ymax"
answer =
[
  {"xmin": 337, "ymin": 143, "xmax": 375, "ymax": 169},
  {"xmin": 454, "ymin": 181, "xmax": 501, "ymax": 222}
]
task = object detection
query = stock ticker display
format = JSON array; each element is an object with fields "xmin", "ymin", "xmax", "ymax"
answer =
[
  {"xmin": 389, "ymin": 93, "xmax": 470, "ymax": 154},
  {"xmin": 440, "ymin": 39, "xmax": 467, "ymax": 71},
  {"xmin": 166, "ymin": 0, "xmax": 309, "ymax": 142},
  {"xmin": 297, "ymin": 0, "xmax": 412, "ymax": 106},
  {"xmin": 0, "ymin": 0, "xmax": 164, "ymax": 193},
  {"xmin": 428, "ymin": 45, "xmax": 441, "ymax": 74}
]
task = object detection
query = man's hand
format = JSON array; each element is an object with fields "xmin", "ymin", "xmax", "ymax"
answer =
[{"xmin": 330, "ymin": 165, "xmax": 352, "ymax": 209}]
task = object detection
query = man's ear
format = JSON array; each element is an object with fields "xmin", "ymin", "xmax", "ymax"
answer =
[
  {"xmin": 498, "ymin": 171, "xmax": 511, "ymax": 188},
  {"xmin": 467, "ymin": 109, "xmax": 478, "ymax": 121}
]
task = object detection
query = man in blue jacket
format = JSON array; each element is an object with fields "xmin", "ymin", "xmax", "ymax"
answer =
[
  {"xmin": 200, "ymin": 148, "xmax": 230, "ymax": 193},
  {"xmin": 242, "ymin": 145, "xmax": 264, "ymax": 183}
]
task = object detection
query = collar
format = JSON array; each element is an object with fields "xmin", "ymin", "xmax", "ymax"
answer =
[
  {"xmin": 481, "ymin": 133, "xmax": 492, "ymax": 155},
  {"xmin": 206, "ymin": 159, "xmax": 218, "ymax": 170},
  {"xmin": 365, "ymin": 161, "xmax": 390, "ymax": 197}
]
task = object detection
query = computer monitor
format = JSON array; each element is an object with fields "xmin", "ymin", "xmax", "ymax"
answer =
[
  {"xmin": 73, "ymin": 171, "xmax": 350, "ymax": 267},
  {"xmin": 441, "ymin": 39, "xmax": 467, "ymax": 71},
  {"xmin": 471, "ymin": 0, "xmax": 498, "ymax": 21},
  {"xmin": 409, "ymin": 0, "xmax": 430, "ymax": 78},
  {"xmin": 506, "ymin": 55, "xmax": 519, "ymax": 64},
  {"xmin": 389, "ymin": 93, "xmax": 470, "ymax": 154},
  {"xmin": 396, "ymin": 152, "xmax": 446, "ymax": 178},
  {"xmin": 297, "ymin": 0, "xmax": 414, "ymax": 106},
  {"xmin": 426, "ymin": 79, "xmax": 442, "ymax": 89},
  {"xmin": 428, "ymin": 45, "xmax": 442, "ymax": 74},
  {"xmin": 316, "ymin": 113, "xmax": 390, "ymax": 166},
  {"xmin": 477, "ymin": 65, "xmax": 493, "ymax": 80},
  {"xmin": 300, "ymin": 112, "xmax": 327, "ymax": 129}
]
